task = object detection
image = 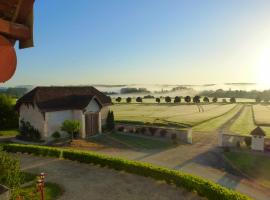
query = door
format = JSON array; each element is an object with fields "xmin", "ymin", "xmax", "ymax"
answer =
[{"xmin": 85, "ymin": 113, "xmax": 99, "ymax": 137}]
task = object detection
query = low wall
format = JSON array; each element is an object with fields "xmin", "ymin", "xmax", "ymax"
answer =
[
  {"xmin": 115, "ymin": 124, "xmax": 192, "ymax": 143},
  {"xmin": 0, "ymin": 185, "xmax": 10, "ymax": 200},
  {"xmin": 218, "ymin": 133, "xmax": 250, "ymax": 147}
]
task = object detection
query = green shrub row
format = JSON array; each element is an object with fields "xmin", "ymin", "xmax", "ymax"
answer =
[
  {"xmin": 3, "ymin": 144, "xmax": 61, "ymax": 157},
  {"xmin": 3, "ymin": 144, "xmax": 252, "ymax": 200}
]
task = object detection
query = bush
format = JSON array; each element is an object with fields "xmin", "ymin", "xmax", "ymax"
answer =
[
  {"xmin": 230, "ymin": 97, "xmax": 236, "ymax": 103},
  {"xmin": 155, "ymin": 98, "xmax": 160, "ymax": 104},
  {"xmin": 203, "ymin": 97, "xmax": 209, "ymax": 103},
  {"xmin": 126, "ymin": 97, "xmax": 132, "ymax": 103},
  {"xmin": 116, "ymin": 97, "xmax": 122, "ymax": 103},
  {"xmin": 165, "ymin": 96, "xmax": 171, "ymax": 103},
  {"xmin": 106, "ymin": 110, "xmax": 115, "ymax": 131},
  {"xmin": 140, "ymin": 127, "xmax": 146, "ymax": 135},
  {"xmin": 184, "ymin": 96, "xmax": 191, "ymax": 103},
  {"xmin": 3, "ymin": 144, "xmax": 61, "ymax": 157},
  {"xmin": 61, "ymin": 120, "xmax": 81, "ymax": 140},
  {"xmin": 18, "ymin": 120, "xmax": 41, "ymax": 142},
  {"xmin": 171, "ymin": 133, "xmax": 177, "ymax": 144},
  {"xmin": 244, "ymin": 137, "xmax": 252, "ymax": 147},
  {"xmin": 144, "ymin": 95, "xmax": 154, "ymax": 99},
  {"xmin": 3, "ymin": 144, "xmax": 251, "ymax": 200},
  {"xmin": 236, "ymin": 141, "xmax": 241, "ymax": 148},
  {"xmin": 212, "ymin": 97, "xmax": 218, "ymax": 103},
  {"xmin": 174, "ymin": 96, "xmax": 181, "ymax": 103},
  {"xmin": 52, "ymin": 131, "xmax": 61, "ymax": 139},
  {"xmin": 117, "ymin": 126, "xmax": 124, "ymax": 132},
  {"xmin": 160, "ymin": 129, "xmax": 167, "ymax": 137},
  {"xmin": 136, "ymin": 97, "xmax": 143, "ymax": 103},
  {"xmin": 148, "ymin": 127, "xmax": 157, "ymax": 136},
  {"xmin": 193, "ymin": 95, "xmax": 201, "ymax": 103},
  {"xmin": 223, "ymin": 146, "xmax": 230, "ymax": 152}
]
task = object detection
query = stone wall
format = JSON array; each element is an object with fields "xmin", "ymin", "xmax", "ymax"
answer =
[
  {"xmin": 218, "ymin": 133, "xmax": 250, "ymax": 147},
  {"xmin": 115, "ymin": 124, "xmax": 192, "ymax": 143}
]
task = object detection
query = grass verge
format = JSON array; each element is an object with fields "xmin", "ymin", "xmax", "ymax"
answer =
[{"xmin": 224, "ymin": 151, "xmax": 270, "ymax": 188}]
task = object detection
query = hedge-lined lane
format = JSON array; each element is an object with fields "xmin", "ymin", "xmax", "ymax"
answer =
[{"xmin": 3, "ymin": 144, "xmax": 252, "ymax": 200}]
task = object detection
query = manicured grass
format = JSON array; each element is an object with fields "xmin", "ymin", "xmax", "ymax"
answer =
[
  {"xmin": 112, "ymin": 103, "xmax": 237, "ymax": 128},
  {"xmin": 193, "ymin": 105, "xmax": 242, "ymax": 132},
  {"xmin": 229, "ymin": 106, "xmax": 270, "ymax": 136},
  {"xmin": 253, "ymin": 104, "xmax": 270, "ymax": 126},
  {"xmin": 224, "ymin": 151, "xmax": 270, "ymax": 188},
  {"xmin": 109, "ymin": 132, "xmax": 174, "ymax": 149},
  {"xmin": 19, "ymin": 182, "xmax": 63, "ymax": 200},
  {"xmin": 0, "ymin": 129, "xmax": 19, "ymax": 137}
]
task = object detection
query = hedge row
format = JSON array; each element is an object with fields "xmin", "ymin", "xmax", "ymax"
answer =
[{"xmin": 3, "ymin": 144, "xmax": 252, "ymax": 200}]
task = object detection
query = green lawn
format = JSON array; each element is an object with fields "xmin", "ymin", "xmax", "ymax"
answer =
[
  {"xmin": 112, "ymin": 103, "xmax": 237, "ymax": 128},
  {"xmin": 19, "ymin": 182, "xmax": 63, "ymax": 200},
  {"xmin": 0, "ymin": 129, "xmax": 19, "ymax": 137},
  {"xmin": 229, "ymin": 106, "xmax": 270, "ymax": 136},
  {"xmin": 224, "ymin": 151, "xmax": 270, "ymax": 188},
  {"xmin": 109, "ymin": 132, "xmax": 174, "ymax": 149},
  {"xmin": 193, "ymin": 104, "xmax": 242, "ymax": 132}
]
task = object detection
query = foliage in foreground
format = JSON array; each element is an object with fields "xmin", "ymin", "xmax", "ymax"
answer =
[{"xmin": 3, "ymin": 144, "xmax": 252, "ymax": 200}]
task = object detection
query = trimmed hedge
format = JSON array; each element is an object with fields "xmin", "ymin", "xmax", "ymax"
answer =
[
  {"xmin": 3, "ymin": 144, "xmax": 61, "ymax": 157},
  {"xmin": 3, "ymin": 144, "xmax": 251, "ymax": 200}
]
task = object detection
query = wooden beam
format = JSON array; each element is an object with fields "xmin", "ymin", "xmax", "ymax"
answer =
[{"xmin": 0, "ymin": 18, "xmax": 30, "ymax": 40}]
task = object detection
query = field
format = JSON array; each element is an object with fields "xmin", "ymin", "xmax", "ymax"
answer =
[
  {"xmin": 253, "ymin": 104, "xmax": 270, "ymax": 126},
  {"xmin": 111, "ymin": 103, "xmax": 237, "ymax": 128},
  {"xmin": 224, "ymin": 151, "xmax": 270, "ymax": 188},
  {"xmin": 230, "ymin": 105, "xmax": 270, "ymax": 136}
]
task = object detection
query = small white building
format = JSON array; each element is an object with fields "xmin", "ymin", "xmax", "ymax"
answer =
[
  {"xmin": 16, "ymin": 86, "xmax": 112, "ymax": 140},
  {"xmin": 250, "ymin": 126, "xmax": 265, "ymax": 151}
]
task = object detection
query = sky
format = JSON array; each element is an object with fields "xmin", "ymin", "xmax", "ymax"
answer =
[{"xmin": 4, "ymin": 0, "xmax": 270, "ymax": 87}]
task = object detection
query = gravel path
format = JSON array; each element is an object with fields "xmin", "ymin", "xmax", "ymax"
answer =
[{"xmin": 17, "ymin": 154, "xmax": 203, "ymax": 200}]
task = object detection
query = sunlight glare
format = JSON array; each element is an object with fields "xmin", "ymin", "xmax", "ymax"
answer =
[{"xmin": 257, "ymin": 48, "xmax": 270, "ymax": 89}]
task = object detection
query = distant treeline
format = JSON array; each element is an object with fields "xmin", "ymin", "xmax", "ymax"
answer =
[
  {"xmin": 200, "ymin": 89, "xmax": 270, "ymax": 100},
  {"xmin": 120, "ymin": 87, "xmax": 150, "ymax": 94},
  {"xmin": 0, "ymin": 87, "xmax": 28, "ymax": 98}
]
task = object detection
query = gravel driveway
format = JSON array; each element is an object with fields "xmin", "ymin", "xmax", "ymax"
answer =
[{"xmin": 17, "ymin": 154, "xmax": 202, "ymax": 200}]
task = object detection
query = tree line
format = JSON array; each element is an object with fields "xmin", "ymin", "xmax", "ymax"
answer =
[{"xmin": 114, "ymin": 96, "xmax": 237, "ymax": 103}]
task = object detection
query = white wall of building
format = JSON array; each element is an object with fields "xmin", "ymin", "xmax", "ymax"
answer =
[
  {"xmin": 19, "ymin": 104, "xmax": 45, "ymax": 136},
  {"xmin": 251, "ymin": 136, "xmax": 264, "ymax": 151}
]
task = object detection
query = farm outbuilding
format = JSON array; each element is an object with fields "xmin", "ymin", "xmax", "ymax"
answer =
[
  {"xmin": 250, "ymin": 126, "xmax": 265, "ymax": 151},
  {"xmin": 16, "ymin": 86, "xmax": 112, "ymax": 140}
]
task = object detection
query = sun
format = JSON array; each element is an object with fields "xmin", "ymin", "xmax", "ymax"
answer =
[{"xmin": 257, "ymin": 48, "xmax": 270, "ymax": 89}]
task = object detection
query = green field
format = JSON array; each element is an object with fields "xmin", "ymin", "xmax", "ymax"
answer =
[
  {"xmin": 112, "ymin": 103, "xmax": 237, "ymax": 128},
  {"xmin": 253, "ymin": 104, "xmax": 270, "ymax": 126},
  {"xmin": 230, "ymin": 105, "xmax": 270, "ymax": 136},
  {"xmin": 193, "ymin": 104, "xmax": 242, "ymax": 132},
  {"xmin": 224, "ymin": 151, "xmax": 270, "ymax": 188}
]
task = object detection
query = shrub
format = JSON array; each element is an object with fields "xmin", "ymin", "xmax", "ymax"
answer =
[
  {"xmin": 140, "ymin": 127, "xmax": 146, "ymax": 135},
  {"xmin": 236, "ymin": 141, "xmax": 241, "ymax": 148},
  {"xmin": 155, "ymin": 98, "xmax": 161, "ymax": 104},
  {"xmin": 116, "ymin": 97, "xmax": 122, "ymax": 103},
  {"xmin": 160, "ymin": 129, "xmax": 167, "ymax": 137},
  {"xmin": 136, "ymin": 97, "xmax": 143, "ymax": 103},
  {"xmin": 144, "ymin": 95, "xmax": 155, "ymax": 99},
  {"xmin": 3, "ymin": 144, "xmax": 61, "ymax": 158},
  {"xmin": 3, "ymin": 144, "xmax": 251, "ymax": 200},
  {"xmin": 126, "ymin": 97, "xmax": 132, "ymax": 103},
  {"xmin": 165, "ymin": 96, "xmax": 171, "ymax": 103},
  {"xmin": 52, "ymin": 131, "xmax": 61, "ymax": 139},
  {"xmin": 174, "ymin": 96, "xmax": 181, "ymax": 103},
  {"xmin": 203, "ymin": 97, "xmax": 209, "ymax": 103},
  {"xmin": 18, "ymin": 120, "xmax": 41, "ymax": 142},
  {"xmin": 230, "ymin": 97, "xmax": 236, "ymax": 103},
  {"xmin": 193, "ymin": 95, "xmax": 201, "ymax": 103},
  {"xmin": 61, "ymin": 120, "xmax": 81, "ymax": 140},
  {"xmin": 223, "ymin": 146, "xmax": 230, "ymax": 152},
  {"xmin": 171, "ymin": 133, "xmax": 177, "ymax": 144},
  {"xmin": 212, "ymin": 97, "xmax": 218, "ymax": 103},
  {"xmin": 244, "ymin": 137, "xmax": 252, "ymax": 147},
  {"xmin": 184, "ymin": 96, "xmax": 191, "ymax": 103},
  {"xmin": 106, "ymin": 110, "xmax": 115, "ymax": 131},
  {"xmin": 148, "ymin": 127, "xmax": 157, "ymax": 136},
  {"xmin": 117, "ymin": 126, "xmax": 124, "ymax": 132},
  {"xmin": 222, "ymin": 99, "xmax": 227, "ymax": 103}
]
